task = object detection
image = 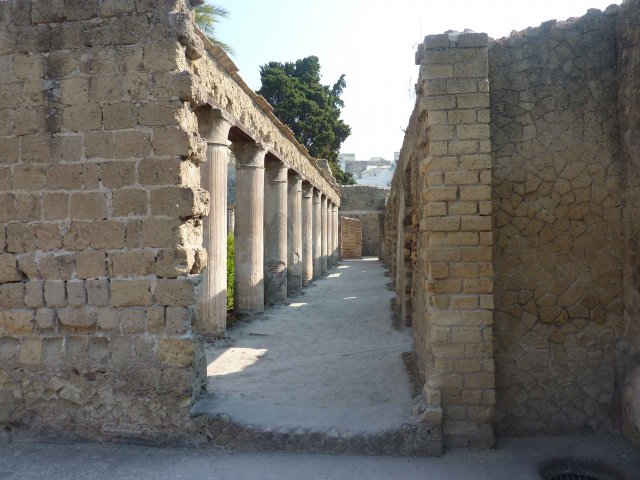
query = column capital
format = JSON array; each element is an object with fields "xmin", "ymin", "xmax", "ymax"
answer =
[
  {"xmin": 266, "ymin": 158, "xmax": 288, "ymax": 183},
  {"xmin": 196, "ymin": 106, "xmax": 233, "ymax": 146},
  {"xmin": 312, "ymin": 188, "xmax": 322, "ymax": 202},
  {"xmin": 232, "ymin": 140, "xmax": 268, "ymax": 169},
  {"xmin": 302, "ymin": 181, "xmax": 314, "ymax": 197}
]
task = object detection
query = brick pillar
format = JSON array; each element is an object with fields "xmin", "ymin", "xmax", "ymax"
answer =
[
  {"xmin": 287, "ymin": 172, "xmax": 303, "ymax": 294},
  {"xmin": 312, "ymin": 189, "xmax": 322, "ymax": 279},
  {"xmin": 196, "ymin": 108, "xmax": 233, "ymax": 336},
  {"xmin": 302, "ymin": 182, "xmax": 314, "ymax": 285},
  {"xmin": 321, "ymin": 195, "xmax": 328, "ymax": 275},
  {"xmin": 415, "ymin": 32, "xmax": 494, "ymax": 448},
  {"xmin": 233, "ymin": 141, "xmax": 267, "ymax": 314}
]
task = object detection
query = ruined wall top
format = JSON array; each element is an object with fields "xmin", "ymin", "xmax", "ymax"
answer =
[
  {"xmin": 339, "ymin": 185, "xmax": 389, "ymax": 212},
  {"xmin": 193, "ymin": 33, "xmax": 341, "ymax": 206}
]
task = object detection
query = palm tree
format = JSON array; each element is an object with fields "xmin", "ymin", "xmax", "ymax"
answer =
[{"xmin": 195, "ymin": 3, "xmax": 234, "ymax": 55}]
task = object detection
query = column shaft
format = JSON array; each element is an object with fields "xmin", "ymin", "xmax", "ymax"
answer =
[
  {"xmin": 321, "ymin": 195, "xmax": 328, "ymax": 275},
  {"xmin": 287, "ymin": 173, "xmax": 303, "ymax": 294},
  {"xmin": 233, "ymin": 141, "xmax": 267, "ymax": 314},
  {"xmin": 302, "ymin": 183, "xmax": 314, "ymax": 285},
  {"xmin": 327, "ymin": 202, "xmax": 334, "ymax": 269},
  {"xmin": 196, "ymin": 108, "xmax": 232, "ymax": 336},
  {"xmin": 332, "ymin": 204, "xmax": 339, "ymax": 264},
  {"xmin": 312, "ymin": 189, "xmax": 322, "ymax": 279},
  {"xmin": 264, "ymin": 159, "xmax": 288, "ymax": 304}
]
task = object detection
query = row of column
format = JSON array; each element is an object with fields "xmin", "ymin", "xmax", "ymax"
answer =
[{"xmin": 197, "ymin": 108, "xmax": 340, "ymax": 335}]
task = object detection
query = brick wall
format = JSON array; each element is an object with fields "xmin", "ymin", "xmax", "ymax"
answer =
[
  {"xmin": 339, "ymin": 217, "xmax": 362, "ymax": 259},
  {"xmin": 0, "ymin": 0, "xmax": 208, "ymax": 439}
]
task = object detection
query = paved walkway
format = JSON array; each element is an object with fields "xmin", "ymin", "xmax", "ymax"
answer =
[
  {"xmin": 197, "ymin": 257, "xmax": 415, "ymax": 434},
  {"xmin": 2, "ymin": 436, "xmax": 639, "ymax": 480}
]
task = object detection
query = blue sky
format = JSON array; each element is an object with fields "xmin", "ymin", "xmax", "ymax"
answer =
[{"xmin": 214, "ymin": 0, "xmax": 620, "ymax": 160}]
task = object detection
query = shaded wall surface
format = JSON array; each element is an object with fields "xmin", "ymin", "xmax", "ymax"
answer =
[
  {"xmin": 0, "ymin": 0, "xmax": 209, "ymax": 439},
  {"xmin": 490, "ymin": 8, "xmax": 623, "ymax": 435},
  {"xmin": 339, "ymin": 185, "xmax": 388, "ymax": 257},
  {"xmin": 386, "ymin": 0, "xmax": 640, "ymax": 447}
]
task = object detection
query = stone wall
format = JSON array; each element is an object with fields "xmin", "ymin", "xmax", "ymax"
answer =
[
  {"xmin": 490, "ymin": 7, "xmax": 623, "ymax": 436},
  {"xmin": 0, "ymin": 0, "xmax": 208, "ymax": 439},
  {"xmin": 386, "ymin": 0, "xmax": 640, "ymax": 447},
  {"xmin": 618, "ymin": 0, "xmax": 640, "ymax": 448},
  {"xmin": 339, "ymin": 185, "xmax": 388, "ymax": 256},
  {"xmin": 339, "ymin": 217, "xmax": 362, "ymax": 259}
]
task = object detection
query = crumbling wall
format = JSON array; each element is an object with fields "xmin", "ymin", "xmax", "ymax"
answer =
[
  {"xmin": 490, "ymin": 7, "xmax": 623, "ymax": 436},
  {"xmin": 0, "ymin": 0, "xmax": 209, "ymax": 439},
  {"xmin": 339, "ymin": 185, "xmax": 388, "ymax": 256},
  {"xmin": 339, "ymin": 217, "xmax": 362, "ymax": 259},
  {"xmin": 618, "ymin": 0, "xmax": 640, "ymax": 448}
]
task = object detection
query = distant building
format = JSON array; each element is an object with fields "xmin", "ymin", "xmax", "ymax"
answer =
[
  {"xmin": 340, "ymin": 153, "xmax": 397, "ymax": 188},
  {"xmin": 338, "ymin": 153, "xmax": 355, "ymax": 171}
]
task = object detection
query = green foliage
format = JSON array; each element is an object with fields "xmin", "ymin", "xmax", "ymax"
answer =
[
  {"xmin": 257, "ymin": 56, "xmax": 355, "ymax": 185},
  {"xmin": 227, "ymin": 233, "xmax": 234, "ymax": 311},
  {"xmin": 195, "ymin": 3, "xmax": 234, "ymax": 54}
]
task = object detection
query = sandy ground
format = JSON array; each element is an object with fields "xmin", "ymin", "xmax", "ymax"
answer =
[
  {"xmin": 1, "ymin": 436, "xmax": 639, "ymax": 480},
  {"xmin": 198, "ymin": 258, "xmax": 415, "ymax": 433}
]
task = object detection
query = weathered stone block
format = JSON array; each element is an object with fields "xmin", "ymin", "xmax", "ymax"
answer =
[
  {"xmin": 67, "ymin": 280, "xmax": 87, "ymax": 307},
  {"xmin": 0, "ymin": 282, "xmax": 25, "ymax": 308},
  {"xmin": 42, "ymin": 193, "xmax": 69, "ymax": 220},
  {"xmin": 46, "ymin": 164, "xmax": 84, "ymax": 190},
  {"xmin": 59, "ymin": 307, "xmax": 96, "ymax": 330},
  {"xmin": 110, "ymin": 279, "xmax": 152, "ymax": 306},
  {"xmin": 154, "ymin": 278, "xmax": 195, "ymax": 307},
  {"xmin": 165, "ymin": 307, "xmax": 191, "ymax": 335},
  {"xmin": 39, "ymin": 253, "xmax": 75, "ymax": 280},
  {"xmin": 98, "ymin": 0, "xmax": 136, "ymax": 17},
  {"xmin": 157, "ymin": 338, "xmax": 195, "ymax": 367},
  {"xmin": 35, "ymin": 308, "xmax": 57, "ymax": 331},
  {"xmin": 12, "ymin": 54, "xmax": 45, "ymax": 80},
  {"xmin": 63, "ymin": 221, "xmax": 91, "ymax": 250},
  {"xmin": 97, "ymin": 306, "xmax": 120, "ymax": 331},
  {"xmin": 90, "ymin": 220, "xmax": 125, "ymax": 249},
  {"xmin": 0, "ymin": 254, "xmax": 23, "ymax": 283},
  {"xmin": 150, "ymin": 187, "xmax": 209, "ymax": 219},
  {"xmin": 62, "ymin": 104, "xmax": 102, "ymax": 132},
  {"xmin": 19, "ymin": 338, "xmax": 42, "ymax": 365},
  {"xmin": 121, "ymin": 307, "xmax": 146, "ymax": 333},
  {"xmin": 114, "ymin": 130, "xmax": 152, "ymax": 158},
  {"xmin": 111, "ymin": 250, "xmax": 155, "ymax": 276},
  {"xmin": 137, "ymin": 158, "xmax": 184, "ymax": 185},
  {"xmin": 44, "ymin": 280, "xmax": 66, "ymax": 308},
  {"xmin": 89, "ymin": 75, "xmax": 124, "ymax": 103},
  {"xmin": 24, "ymin": 280, "xmax": 44, "ymax": 308},
  {"xmin": 113, "ymin": 188, "xmax": 147, "ymax": 217},
  {"xmin": 84, "ymin": 131, "xmax": 114, "ymax": 158},
  {"xmin": 13, "ymin": 165, "xmax": 46, "ymax": 190},
  {"xmin": 70, "ymin": 192, "xmax": 107, "ymax": 220},
  {"xmin": 76, "ymin": 249, "xmax": 107, "ymax": 279},
  {"xmin": 86, "ymin": 278, "xmax": 109, "ymax": 306},
  {"xmin": 103, "ymin": 102, "xmax": 137, "ymax": 129},
  {"xmin": 2, "ymin": 309, "xmax": 34, "ymax": 334}
]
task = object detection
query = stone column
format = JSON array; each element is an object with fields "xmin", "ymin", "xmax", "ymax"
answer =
[
  {"xmin": 196, "ymin": 108, "xmax": 233, "ymax": 336},
  {"xmin": 327, "ymin": 201, "xmax": 334, "ymax": 269},
  {"xmin": 287, "ymin": 172, "xmax": 303, "ymax": 294},
  {"xmin": 332, "ymin": 204, "xmax": 339, "ymax": 264},
  {"xmin": 321, "ymin": 195, "xmax": 328, "ymax": 275},
  {"xmin": 312, "ymin": 188, "xmax": 322, "ymax": 279},
  {"xmin": 233, "ymin": 140, "xmax": 267, "ymax": 315},
  {"xmin": 301, "ymin": 182, "xmax": 314, "ymax": 285},
  {"xmin": 264, "ymin": 158, "xmax": 288, "ymax": 305}
]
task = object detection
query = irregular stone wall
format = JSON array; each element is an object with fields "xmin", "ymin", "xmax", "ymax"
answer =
[
  {"xmin": 339, "ymin": 217, "xmax": 362, "ymax": 259},
  {"xmin": 0, "ymin": 0, "xmax": 208, "ymax": 439},
  {"xmin": 618, "ymin": 0, "xmax": 640, "ymax": 448},
  {"xmin": 339, "ymin": 185, "xmax": 388, "ymax": 256},
  {"xmin": 490, "ymin": 7, "xmax": 623, "ymax": 436}
]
